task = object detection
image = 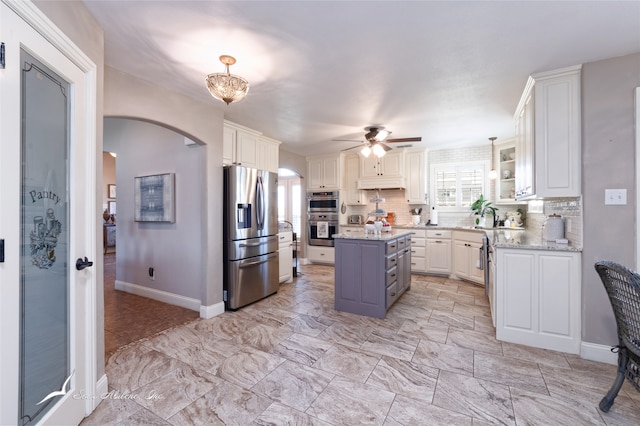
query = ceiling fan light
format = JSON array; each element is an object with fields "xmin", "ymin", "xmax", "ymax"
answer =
[
  {"xmin": 374, "ymin": 129, "xmax": 390, "ymax": 141},
  {"xmin": 205, "ymin": 55, "xmax": 250, "ymax": 105},
  {"xmin": 372, "ymin": 143, "xmax": 386, "ymax": 157},
  {"xmin": 361, "ymin": 146, "xmax": 372, "ymax": 157}
]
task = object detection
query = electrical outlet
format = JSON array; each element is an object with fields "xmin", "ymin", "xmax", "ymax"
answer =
[
  {"xmin": 605, "ymin": 189, "xmax": 627, "ymax": 205},
  {"xmin": 149, "ymin": 267, "xmax": 155, "ymax": 280}
]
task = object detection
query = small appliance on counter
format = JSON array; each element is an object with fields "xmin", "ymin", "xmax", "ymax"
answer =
[
  {"xmin": 542, "ymin": 214, "xmax": 565, "ymax": 242},
  {"xmin": 348, "ymin": 214, "xmax": 363, "ymax": 224}
]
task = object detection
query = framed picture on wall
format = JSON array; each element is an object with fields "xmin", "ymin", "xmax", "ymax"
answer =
[
  {"xmin": 108, "ymin": 184, "xmax": 116, "ymax": 199},
  {"xmin": 108, "ymin": 200, "xmax": 116, "ymax": 215},
  {"xmin": 134, "ymin": 173, "xmax": 175, "ymax": 223}
]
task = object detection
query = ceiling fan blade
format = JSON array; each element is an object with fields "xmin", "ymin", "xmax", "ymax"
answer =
[
  {"xmin": 380, "ymin": 142, "xmax": 392, "ymax": 152},
  {"xmin": 386, "ymin": 137, "xmax": 422, "ymax": 143},
  {"xmin": 333, "ymin": 138, "xmax": 363, "ymax": 142}
]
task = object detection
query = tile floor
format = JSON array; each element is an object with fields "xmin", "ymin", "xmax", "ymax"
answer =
[{"xmin": 84, "ymin": 263, "xmax": 640, "ymax": 425}]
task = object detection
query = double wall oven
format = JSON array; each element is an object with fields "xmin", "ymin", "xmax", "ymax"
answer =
[{"xmin": 307, "ymin": 191, "xmax": 339, "ymax": 246}]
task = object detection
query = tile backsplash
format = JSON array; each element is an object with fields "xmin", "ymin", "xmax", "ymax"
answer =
[
  {"xmin": 345, "ymin": 191, "xmax": 583, "ymax": 248},
  {"xmin": 526, "ymin": 197, "xmax": 582, "ymax": 248}
]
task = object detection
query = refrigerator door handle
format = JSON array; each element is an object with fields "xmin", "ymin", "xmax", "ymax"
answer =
[
  {"xmin": 256, "ymin": 176, "xmax": 265, "ymax": 230},
  {"xmin": 239, "ymin": 239, "xmax": 273, "ymax": 248},
  {"xmin": 239, "ymin": 252, "xmax": 277, "ymax": 268}
]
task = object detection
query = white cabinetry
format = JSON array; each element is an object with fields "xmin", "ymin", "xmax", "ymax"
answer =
[
  {"xmin": 258, "ymin": 136, "xmax": 280, "ymax": 174},
  {"xmin": 405, "ymin": 149, "xmax": 426, "ymax": 204},
  {"xmin": 306, "ymin": 246, "xmax": 335, "ymax": 264},
  {"xmin": 343, "ymin": 154, "xmax": 365, "ymax": 205},
  {"xmin": 452, "ymin": 231, "xmax": 484, "ymax": 284},
  {"xmin": 357, "ymin": 150, "xmax": 406, "ymax": 189},
  {"xmin": 222, "ymin": 124, "xmax": 236, "ymax": 165},
  {"xmin": 495, "ymin": 248, "xmax": 581, "ymax": 354},
  {"xmin": 236, "ymin": 129, "xmax": 258, "ymax": 168},
  {"xmin": 307, "ymin": 155, "xmax": 341, "ymax": 190},
  {"xmin": 495, "ymin": 140, "xmax": 517, "ymax": 203},
  {"xmin": 278, "ymin": 231, "xmax": 293, "ymax": 283},
  {"xmin": 408, "ymin": 229, "xmax": 427, "ymax": 272},
  {"xmin": 514, "ymin": 65, "xmax": 582, "ymax": 200},
  {"xmin": 223, "ymin": 121, "xmax": 281, "ymax": 173},
  {"xmin": 426, "ymin": 229, "xmax": 452, "ymax": 274}
]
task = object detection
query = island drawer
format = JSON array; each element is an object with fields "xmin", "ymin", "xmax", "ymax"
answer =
[
  {"xmin": 386, "ymin": 266, "xmax": 398, "ymax": 286},
  {"xmin": 386, "ymin": 253, "xmax": 398, "ymax": 269},
  {"xmin": 386, "ymin": 240, "xmax": 399, "ymax": 254},
  {"xmin": 386, "ymin": 282, "xmax": 399, "ymax": 308}
]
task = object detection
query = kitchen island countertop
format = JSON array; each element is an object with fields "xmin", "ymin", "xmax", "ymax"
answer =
[{"xmin": 332, "ymin": 230, "xmax": 413, "ymax": 241}]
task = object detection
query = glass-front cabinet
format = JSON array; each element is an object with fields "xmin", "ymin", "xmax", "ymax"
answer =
[{"xmin": 496, "ymin": 140, "xmax": 517, "ymax": 203}]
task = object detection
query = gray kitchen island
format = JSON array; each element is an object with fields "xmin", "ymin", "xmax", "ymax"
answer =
[{"xmin": 333, "ymin": 230, "xmax": 412, "ymax": 319}]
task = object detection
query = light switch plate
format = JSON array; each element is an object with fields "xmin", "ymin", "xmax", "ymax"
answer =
[{"xmin": 605, "ymin": 189, "xmax": 627, "ymax": 205}]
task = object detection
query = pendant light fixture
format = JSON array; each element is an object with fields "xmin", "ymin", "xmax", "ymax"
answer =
[
  {"xmin": 205, "ymin": 55, "xmax": 250, "ymax": 105},
  {"xmin": 488, "ymin": 136, "xmax": 498, "ymax": 180}
]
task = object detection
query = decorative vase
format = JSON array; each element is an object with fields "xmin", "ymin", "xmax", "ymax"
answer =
[
  {"xmin": 103, "ymin": 210, "xmax": 110, "ymax": 222},
  {"xmin": 477, "ymin": 216, "xmax": 487, "ymax": 228}
]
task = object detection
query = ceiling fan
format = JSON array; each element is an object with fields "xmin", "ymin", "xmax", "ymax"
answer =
[{"xmin": 336, "ymin": 126, "xmax": 422, "ymax": 157}]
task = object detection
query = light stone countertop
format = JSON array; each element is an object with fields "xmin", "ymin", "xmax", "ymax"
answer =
[
  {"xmin": 332, "ymin": 229, "xmax": 412, "ymax": 241},
  {"xmin": 339, "ymin": 224, "xmax": 582, "ymax": 252}
]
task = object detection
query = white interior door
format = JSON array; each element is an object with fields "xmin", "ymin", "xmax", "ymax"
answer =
[{"xmin": 0, "ymin": 2, "xmax": 97, "ymax": 425}]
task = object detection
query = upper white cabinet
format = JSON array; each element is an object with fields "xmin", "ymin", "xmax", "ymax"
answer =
[
  {"xmin": 258, "ymin": 136, "xmax": 280, "ymax": 175},
  {"xmin": 223, "ymin": 121, "xmax": 281, "ymax": 173},
  {"xmin": 343, "ymin": 153, "xmax": 365, "ymax": 205},
  {"xmin": 357, "ymin": 150, "xmax": 406, "ymax": 189},
  {"xmin": 495, "ymin": 139, "xmax": 517, "ymax": 203},
  {"xmin": 405, "ymin": 149, "xmax": 426, "ymax": 204},
  {"xmin": 308, "ymin": 154, "xmax": 341, "ymax": 190},
  {"xmin": 236, "ymin": 129, "xmax": 258, "ymax": 167},
  {"xmin": 514, "ymin": 65, "xmax": 582, "ymax": 200}
]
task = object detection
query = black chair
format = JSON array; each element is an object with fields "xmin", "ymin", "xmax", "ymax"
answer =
[{"xmin": 594, "ymin": 261, "xmax": 640, "ymax": 412}]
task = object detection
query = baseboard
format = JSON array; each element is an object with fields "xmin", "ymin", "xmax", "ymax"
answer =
[
  {"xmin": 95, "ymin": 373, "xmax": 108, "ymax": 399},
  {"xmin": 115, "ymin": 280, "xmax": 200, "ymax": 312},
  {"xmin": 581, "ymin": 341, "xmax": 617, "ymax": 365},
  {"xmin": 200, "ymin": 302, "xmax": 225, "ymax": 319}
]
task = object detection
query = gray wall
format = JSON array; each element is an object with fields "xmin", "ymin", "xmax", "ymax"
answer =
[
  {"xmin": 582, "ymin": 52, "xmax": 640, "ymax": 345},
  {"xmin": 34, "ymin": 0, "xmax": 107, "ymax": 377},
  {"xmin": 104, "ymin": 67, "xmax": 225, "ymax": 309},
  {"xmin": 279, "ymin": 148, "xmax": 307, "ymax": 178},
  {"xmin": 104, "ymin": 118, "xmax": 205, "ymax": 300}
]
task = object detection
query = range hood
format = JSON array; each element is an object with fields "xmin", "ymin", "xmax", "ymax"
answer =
[{"xmin": 357, "ymin": 176, "xmax": 406, "ymax": 190}]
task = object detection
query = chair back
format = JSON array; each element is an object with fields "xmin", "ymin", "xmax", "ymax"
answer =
[{"xmin": 595, "ymin": 261, "xmax": 640, "ymax": 357}]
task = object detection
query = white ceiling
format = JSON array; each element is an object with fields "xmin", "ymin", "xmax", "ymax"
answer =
[{"xmin": 83, "ymin": 1, "xmax": 640, "ymax": 156}]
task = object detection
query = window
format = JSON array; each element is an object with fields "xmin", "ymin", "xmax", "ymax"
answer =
[
  {"xmin": 277, "ymin": 174, "xmax": 302, "ymax": 237},
  {"xmin": 431, "ymin": 161, "xmax": 488, "ymax": 210}
]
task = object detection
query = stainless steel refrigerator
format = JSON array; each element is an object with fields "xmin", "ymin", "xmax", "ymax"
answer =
[{"xmin": 223, "ymin": 165, "xmax": 279, "ymax": 309}]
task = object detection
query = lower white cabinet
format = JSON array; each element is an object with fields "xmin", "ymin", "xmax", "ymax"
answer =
[
  {"xmin": 307, "ymin": 245, "xmax": 335, "ymax": 264},
  {"xmin": 408, "ymin": 229, "xmax": 427, "ymax": 272},
  {"xmin": 278, "ymin": 231, "xmax": 293, "ymax": 283},
  {"xmin": 452, "ymin": 231, "xmax": 484, "ymax": 284},
  {"xmin": 426, "ymin": 229, "xmax": 451, "ymax": 274},
  {"xmin": 495, "ymin": 248, "xmax": 581, "ymax": 354}
]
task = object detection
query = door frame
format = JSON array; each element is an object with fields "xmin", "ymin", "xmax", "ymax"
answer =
[{"xmin": 0, "ymin": 0, "xmax": 100, "ymax": 422}]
